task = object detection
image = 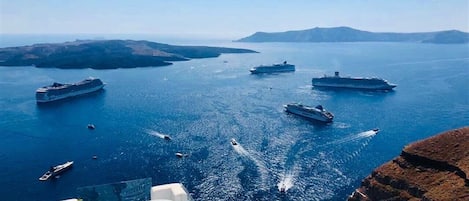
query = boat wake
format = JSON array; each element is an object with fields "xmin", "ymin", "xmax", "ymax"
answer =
[
  {"xmin": 277, "ymin": 170, "xmax": 296, "ymax": 193},
  {"xmin": 232, "ymin": 142, "xmax": 269, "ymax": 189},
  {"xmin": 326, "ymin": 130, "xmax": 378, "ymax": 145},
  {"xmin": 146, "ymin": 129, "xmax": 168, "ymax": 139}
]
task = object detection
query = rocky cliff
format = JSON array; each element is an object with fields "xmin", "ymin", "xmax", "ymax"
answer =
[{"xmin": 348, "ymin": 127, "xmax": 469, "ymax": 201}]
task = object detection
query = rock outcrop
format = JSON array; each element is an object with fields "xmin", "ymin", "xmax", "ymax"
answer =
[{"xmin": 348, "ymin": 127, "xmax": 469, "ymax": 201}]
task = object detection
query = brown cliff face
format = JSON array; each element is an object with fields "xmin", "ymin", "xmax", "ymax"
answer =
[{"xmin": 348, "ymin": 127, "xmax": 469, "ymax": 201}]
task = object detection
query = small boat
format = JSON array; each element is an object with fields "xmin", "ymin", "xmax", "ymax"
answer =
[
  {"xmin": 231, "ymin": 138, "xmax": 238, "ymax": 146},
  {"xmin": 175, "ymin": 153, "xmax": 187, "ymax": 158},
  {"xmin": 163, "ymin": 135, "xmax": 171, "ymax": 140},
  {"xmin": 39, "ymin": 161, "xmax": 74, "ymax": 181},
  {"xmin": 87, "ymin": 124, "xmax": 95, "ymax": 129},
  {"xmin": 280, "ymin": 184, "xmax": 286, "ymax": 193},
  {"xmin": 372, "ymin": 128, "xmax": 380, "ymax": 133}
]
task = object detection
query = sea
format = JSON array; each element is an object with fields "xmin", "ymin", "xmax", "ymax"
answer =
[{"xmin": 0, "ymin": 35, "xmax": 468, "ymax": 201}]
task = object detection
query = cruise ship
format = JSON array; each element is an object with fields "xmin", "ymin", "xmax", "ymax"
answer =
[
  {"xmin": 249, "ymin": 61, "xmax": 295, "ymax": 74},
  {"xmin": 36, "ymin": 77, "xmax": 105, "ymax": 103},
  {"xmin": 39, "ymin": 161, "xmax": 74, "ymax": 181},
  {"xmin": 284, "ymin": 103, "xmax": 334, "ymax": 122},
  {"xmin": 312, "ymin": 72, "xmax": 396, "ymax": 90}
]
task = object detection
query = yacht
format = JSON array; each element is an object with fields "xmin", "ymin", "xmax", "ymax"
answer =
[
  {"xmin": 39, "ymin": 161, "xmax": 74, "ymax": 181},
  {"xmin": 312, "ymin": 72, "xmax": 396, "ymax": 90},
  {"xmin": 250, "ymin": 61, "xmax": 295, "ymax": 74},
  {"xmin": 36, "ymin": 77, "xmax": 105, "ymax": 103},
  {"xmin": 284, "ymin": 103, "xmax": 334, "ymax": 122}
]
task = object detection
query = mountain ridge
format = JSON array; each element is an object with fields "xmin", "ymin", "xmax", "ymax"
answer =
[
  {"xmin": 0, "ymin": 39, "xmax": 257, "ymax": 69},
  {"xmin": 236, "ymin": 26, "xmax": 469, "ymax": 43}
]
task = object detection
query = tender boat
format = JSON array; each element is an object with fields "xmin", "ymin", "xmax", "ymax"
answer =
[
  {"xmin": 372, "ymin": 128, "xmax": 380, "ymax": 133},
  {"xmin": 284, "ymin": 103, "xmax": 334, "ymax": 122},
  {"xmin": 231, "ymin": 138, "xmax": 238, "ymax": 145},
  {"xmin": 250, "ymin": 61, "xmax": 295, "ymax": 74},
  {"xmin": 176, "ymin": 152, "xmax": 188, "ymax": 158},
  {"xmin": 312, "ymin": 71, "xmax": 396, "ymax": 90},
  {"xmin": 163, "ymin": 135, "xmax": 171, "ymax": 140},
  {"xmin": 280, "ymin": 184, "xmax": 286, "ymax": 193},
  {"xmin": 87, "ymin": 124, "xmax": 95, "ymax": 129},
  {"xmin": 39, "ymin": 161, "xmax": 74, "ymax": 181}
]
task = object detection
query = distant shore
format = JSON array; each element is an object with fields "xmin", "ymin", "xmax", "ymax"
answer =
[{"xmin": 0, "ymin": 39, "xmax": 257, "ymax": 69}]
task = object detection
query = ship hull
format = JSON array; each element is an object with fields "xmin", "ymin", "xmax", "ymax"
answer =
[
  {"xmin": 312, "ymin": 78, "xmax": 396, "ymax": 90},
  {"xmin": 36, "ymin": 85, "xmax": 104, "ymax": 103},
  {"xmin": 250, "ymin": 64, "xmax": 295, "ymax": 74},
  {"xmin": 312, "ymin": 82, "xmax": 396, "ymax": 90},
  {"xmin": 284, "ymin": 105, "xmax": 333, "ymax": 122},
  {"xmin": 36, "ymin": 78, "xmax": 105, "ymax": 103}
]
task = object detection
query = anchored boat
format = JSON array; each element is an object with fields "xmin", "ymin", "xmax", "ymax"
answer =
[
  {"xmin": 39, "ymin": 161, "xmax": 74, "ymax": 181},
  {"xmin": 284, "ymin": 103, "xmax": 334, "ymax": 122}
]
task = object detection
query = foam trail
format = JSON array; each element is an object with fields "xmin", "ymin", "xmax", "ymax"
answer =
[
  {"xmin": 232, "ymin": 143, "xmax": 269, "ymax": 189},
  {"xmin": 277, "ymin": 170, "xmax": 296, "ymax": 192},
  {"xmin": 326, "ymin": 130, "xmax": 378, "ymax": 145},
  {"xmin": 146, "ymin": 129, "xmax": 167, "ymax": 139}
]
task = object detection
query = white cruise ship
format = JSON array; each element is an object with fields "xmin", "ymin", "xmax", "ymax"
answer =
[
  {"xmin": 312, "ymin": 72, "xmax": 396, "ymax": 90},
  {"xmin": 250, "ymin": 61, "xmax": 295, "ymax": 74},
  {"xmin": 284, "ymin": 103, "xmax": 334, "ymax": 122},
  {"xmin": 36, "ymin": 77, "xmax": 105, "ymax": 103}
]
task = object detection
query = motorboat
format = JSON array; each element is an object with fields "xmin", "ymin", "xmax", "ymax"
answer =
[
  {"xmin": 163, "ymin": 135, "xmax": 171, "ymax": 140},
  {"xmin": 176, "ymin": 153, "xmax": 188, "ymax": 158},
  {"xmin": 39, "ymin": 161, "xmax": 74, "ymax": 181},
  {"xmin": 231, "ymin": 138, "xmax": 238, "ymax": 146},
  {"xmin": 280, "ymin": 184, "xmax": 286, "ymax": 193},
  {"xmin": 87, "ymin": 124, "xmax": 95, "ymax": 129}
]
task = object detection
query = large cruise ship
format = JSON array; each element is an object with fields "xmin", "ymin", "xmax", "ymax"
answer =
[
  {"xmin": 36, "ymin": 77, "xmax": 105, "ymax": 103},
  {"xmin": 284, "ymin": 103, "xmax": 334, "ymax": 122},
  {"xmin": 312, "ymin": 72, "xmax": 396, "ymax": 90},
  {"xmin": 250, "ymin": 61, "xmax": 295, "ymax": 74}
]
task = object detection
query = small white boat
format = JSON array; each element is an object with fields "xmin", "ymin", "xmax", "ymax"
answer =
[
  {"xmin": 87, "ymin": 124, "xmax": 95, "ymax": 129},
  {"xmin": 175, "ymin": 153, "xmax": 188, "ymax": 158},
  {"xmin": 231, "ymin": 138, "xmax": 238, "ymax": 146},
  {"xmin": 39, "ymin": 161, "xmax": 74, "ymax": 181},
  {"xmin": 280, "ymin": 184, "xmax": 286, "ymax": 193}
]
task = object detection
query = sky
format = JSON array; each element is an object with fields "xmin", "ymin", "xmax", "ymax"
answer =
[{"xmin": 1, "ymin": 0, "xmax": 468, "ymax": 39}]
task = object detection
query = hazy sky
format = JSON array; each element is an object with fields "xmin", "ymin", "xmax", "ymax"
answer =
[{"xmin": 1, "ymin": 0, "xmax": 468, "ymax": 38}]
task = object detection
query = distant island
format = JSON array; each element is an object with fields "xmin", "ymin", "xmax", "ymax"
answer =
[
  {"xmin": 0, "ymin": 40, "xmax": 257, "ymax": 69},
  {"xmin": 236, "ymin": 26, "xmax": 469, "ymax": 44}
]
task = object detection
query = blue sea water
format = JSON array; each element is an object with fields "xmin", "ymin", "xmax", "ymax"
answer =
[{"xmin": 0, "ymin": 37, "xmax": 468, "ymax": 201}]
